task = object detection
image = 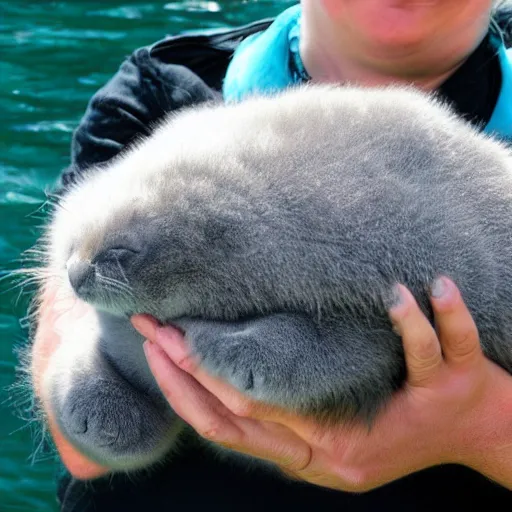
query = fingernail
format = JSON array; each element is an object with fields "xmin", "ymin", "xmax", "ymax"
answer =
[
  {"xmin": 385, "ymin": 284, "xmax": 405, "ymax": 311},
  {"xmin": 131, "ymin": 314, "xmax": 159, "ymax": 339},
  {"xmin": 153, "ymin": 326, "xmax": 191, "ymax": 362},
  {"xmin": 431, "ymin": 277, "xmax": 447, "ymax": 299},
  {"xmin": 154, "ymin": 325, "xmax": 183, "ymax": 345}
]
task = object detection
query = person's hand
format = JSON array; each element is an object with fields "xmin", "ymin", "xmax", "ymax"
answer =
[
  {"xmin": 133, "ymin": 277, "xmax": 512, "ymax": 491},
  {"xmin": 31, "ymin": 280, "xmax": 109, "ymax": 480}
]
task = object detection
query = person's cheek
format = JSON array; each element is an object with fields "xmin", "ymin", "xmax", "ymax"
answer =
[{"xmin": 319, "ymin": 0, "xmax": 347, "ymax": 18}]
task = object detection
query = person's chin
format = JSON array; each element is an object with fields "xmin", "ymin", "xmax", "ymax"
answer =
[{"xmin": 351, "ymin": 0, "xmax": 440, "ymax": 48}]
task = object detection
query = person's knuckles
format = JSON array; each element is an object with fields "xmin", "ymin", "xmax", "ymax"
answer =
[
  {"xmin": 173, "ymin": 352, "xmax": 200, "ymax": 374},
  {"xmin": 283, "ymin": 450, "xmax": 313, "ymax": 473},
  {"xmin": 408, "ymin": 333, "xmax": 442, "ymax": 366},
  {"xmin": 408, "ymin": 365, "xmax": 442, "ymax": 387},
  {"xmin": 432, "ymin": 305, "xmax": 482, "ymax": 364},
  {"xmin": 227, "ymin": 396, "xmax": 258, "ymax": 418},
  {"xmin": 270, "ymin": 440, "xmax": 313, "ymax": 472},
  {"xmin": 446, "ymin": 328, "xmax": 481, "ymax": 361},
  {"xmin": 198, "ymin": 419, "xmax": 233, "ymax": 442},
  {"xmin": 152, "ymin": 330, "xmax": 200, "ymax": 374}
]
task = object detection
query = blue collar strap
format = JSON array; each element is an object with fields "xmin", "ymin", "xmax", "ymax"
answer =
[
  {"xmin": 223, "ymin": 4, "xmax": 305, "ymax": 103},
  {"xmin": 484, "ymin": 39, "xmax": 512, "ymax": 139}
]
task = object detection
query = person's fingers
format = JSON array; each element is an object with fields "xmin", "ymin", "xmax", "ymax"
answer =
[
  {"xmin": 143, "ymin": 340, "xmax": 243, "ymax": 442},
  {"xmin": 133, "ymin": 316, "xmax": 257, "ymax": 417},
  {"xmin": 429, "ymin": 276, "xmax": 483, "ymax": 367},
  {"xmin": 388, "ymin": 284, "xmax": 443, "ymax": 387},
  {"xmin": 143, "ymin": 340, "xmax": 313, "ymax": 472},
  {"xmin": 132, "ymin": 315, "xmax": 292, "ymax": 423},
  {"xmin": 131, "ymin": 314, "xmax": 161, "ymax": 343}
]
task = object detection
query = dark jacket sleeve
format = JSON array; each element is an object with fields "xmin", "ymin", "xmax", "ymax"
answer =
[
  {"xmin": 59, "ymin": 47, "xmax": 220, "ymax": 189},
  {"xmin": 58, "ymin": 18, "xmax": 275, "ymax": 191}
]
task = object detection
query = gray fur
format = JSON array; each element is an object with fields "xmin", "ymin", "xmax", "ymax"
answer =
[{"xmin": 38, "ymin": 84, "xmax": 512, "ymax": 471}]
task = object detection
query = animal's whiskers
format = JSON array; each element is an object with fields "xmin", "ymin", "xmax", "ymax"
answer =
[
  {"xmin": 97, "ymin": 274, "xmax": 135, "ymax": 299},
  {"xmin": 114, "ymin": 258, "xmax": 129, "ymax": 285}
]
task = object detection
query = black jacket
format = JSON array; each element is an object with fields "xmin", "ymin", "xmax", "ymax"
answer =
[{"xmin": 57, "ymin": 17, "xmax": 511, "ymax": 512}]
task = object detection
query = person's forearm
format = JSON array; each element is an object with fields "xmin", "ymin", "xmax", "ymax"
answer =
[{"xmin": 462, "ymin": 367, "xmax": 512, "ymax": 490}]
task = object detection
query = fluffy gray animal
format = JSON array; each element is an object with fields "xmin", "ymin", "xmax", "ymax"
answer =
[{"xmin": 35, "ymin": 84, "xmax": 512, "ymax": 472}]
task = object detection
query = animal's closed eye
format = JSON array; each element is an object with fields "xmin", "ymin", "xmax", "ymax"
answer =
[{"xmin": 93, "ymin": 247, "xmax": 140, "ymax": 265}]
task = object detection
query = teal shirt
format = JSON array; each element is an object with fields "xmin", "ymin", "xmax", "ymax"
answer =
[
  {"xmin": 223, "ymin": 5, "xmax": 512, "ymax": 140},
  {"xmin": 486, "ymin": 41, "xmax": 512, "ymax": 138},
  {"xmin": 223, "ymin": 5, "xmax": 304, "ymax": 100}
]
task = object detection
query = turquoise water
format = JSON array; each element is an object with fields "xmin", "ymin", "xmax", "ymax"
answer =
[{"xmin": 0, "ymin": 2, "xmax": 295, "ymax": 510}]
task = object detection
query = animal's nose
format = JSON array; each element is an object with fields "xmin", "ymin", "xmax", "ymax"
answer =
[{"xmin": 67, "ymin": 259, "xmax": 95, "ymax": 294}]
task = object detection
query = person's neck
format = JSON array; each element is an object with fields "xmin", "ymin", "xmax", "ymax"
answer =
[
  {"xmin": 300, "ymin": 42, "xmax": 462, "ymax": 91},
  {"xmin": 299, "ymin": 15, "xmax": 471, "ymax": 91}
]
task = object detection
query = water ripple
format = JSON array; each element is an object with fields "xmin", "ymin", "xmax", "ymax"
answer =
[
  {"xmin": 12, "ymin": 121, "xmax": 74, "ymax": 134},
  {"xmin": 164, "ymin": 1, "xmax": 222, "ymax": 12}
]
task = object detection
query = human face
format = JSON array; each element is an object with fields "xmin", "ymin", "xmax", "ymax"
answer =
[{"xmin": 314, "ymin": 0, "xmax": 493, "ymax": 78}]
